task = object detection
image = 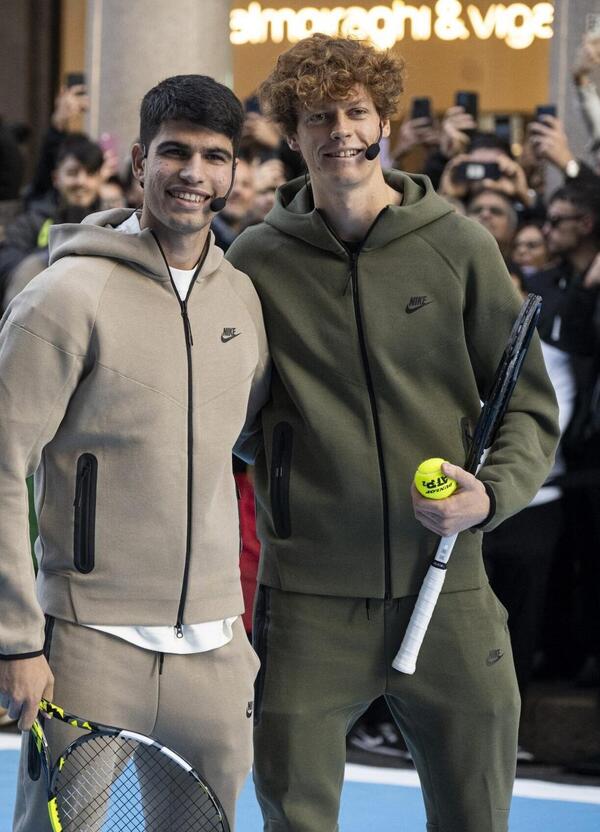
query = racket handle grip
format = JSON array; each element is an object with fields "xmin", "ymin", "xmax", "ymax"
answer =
[{"xmin": 392, "ymin": 563, "xmax": 447, "ymax": 674}]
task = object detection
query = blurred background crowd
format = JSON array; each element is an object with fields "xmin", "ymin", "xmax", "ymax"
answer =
[{"xmin": 1, "ymin": 12, "xmax": 600, "ymax": 776}]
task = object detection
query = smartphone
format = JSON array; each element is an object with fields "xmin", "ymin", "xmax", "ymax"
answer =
[
  {"xmin": 453, "ymin": 161, "xmax": 501, "ymax": 182},
  {"xmin": 410, "ymin": 97, "xmax": 432, "ymax": 121},
  {"xmin": 65, "ymin": 72, "xmax": 86, "ymax": 90},
  {"xmin": 535, "ymin": 104, "xmax": 557, "ymax": 120},
  {"xmin": 455, "ymin": 91, "xmax": 478, "ymax": 121},
  {"xmin": 494, "ymin": 115, "xmax": 511, "ymax": 145}
]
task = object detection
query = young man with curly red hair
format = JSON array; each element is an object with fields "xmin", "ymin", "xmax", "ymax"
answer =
[{"xmin": 228, "ymin": 35, "xmax": 559, "ymax": 832}]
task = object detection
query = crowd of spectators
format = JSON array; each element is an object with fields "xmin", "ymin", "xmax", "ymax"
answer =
[{"xmin": 1, "ymin": 32, "xmax": 600, "ymax": 771}]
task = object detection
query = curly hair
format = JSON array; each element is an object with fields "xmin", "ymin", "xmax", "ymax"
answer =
[{"xmin": 259, "ymin": 34, "xmax": 405, "ymax": 136}]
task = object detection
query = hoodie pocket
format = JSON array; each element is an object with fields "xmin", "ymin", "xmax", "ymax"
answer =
[
  {"xmin": 73, "ymin": 453, "xmax": 98, "ymax": 573},
  {"xmin": 270, "ymin": 422, "xmax": 293, "ymax": 539},
  {"xmin": 460, "ymin": 416, "xmax": 473, "ymax": 459}
]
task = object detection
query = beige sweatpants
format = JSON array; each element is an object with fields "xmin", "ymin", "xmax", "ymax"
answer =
[{"xmin": 13, "ymin": 616, "xmax": 259, "ymax": 831}]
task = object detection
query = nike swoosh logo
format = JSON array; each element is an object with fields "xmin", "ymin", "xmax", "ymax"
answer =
[
  {"xmin": 405, "ymin": 300, "xmax": 433, "ymax": 314},
  {"xmin": 486, "ymin": 649, "xmax": 504, "ymax": 666},
  {"xmin": 221, "ymin": 332, "xmax": 241, "ymax": 343}
]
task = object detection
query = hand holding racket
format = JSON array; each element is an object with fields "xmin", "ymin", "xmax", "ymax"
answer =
[
  {"xmin": 30, "ymin": 699, "xmax": 230, "ymax": 831},
  {"xmin": 393, "ymin": 294, "xmax": 542, "ymax": 675}
]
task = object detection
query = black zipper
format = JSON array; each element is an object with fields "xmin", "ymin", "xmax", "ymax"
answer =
[
  {"xmin": 252, "ymin": 585, "xmax": 271, "ymax": 726},
  {"xmin": 235, "ymin": 479, "xmax": 243, "ymax": 556},
  {"xmin": 271, "ymin": 422, "xmax": 293, "ymax": 538},
  {"xmin": 349, "ymin": 250, "xmax": 392, "ymax": 599},
  {"xmin": 73, "ymin": 453, "xmax": 98, "ymax": 573},
  {"xmin": 317, "ymin": 209, "xmax": 393, "ymax": 599},
  {"xmin": 150, "ymin": 231, "xmax": 209, "ymax": 638}
]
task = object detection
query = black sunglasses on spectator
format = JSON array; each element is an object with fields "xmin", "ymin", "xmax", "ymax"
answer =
[
  {"xmin": 544, "ymin": 213, "xmax": 584, "ymax": 227},
  {"xmin": 514, "ymin": 240, "xmax": 545, "ymax": 249}
]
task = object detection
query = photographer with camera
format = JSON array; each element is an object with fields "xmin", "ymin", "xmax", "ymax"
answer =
[{"xmin": 439, "ymin": 134, "xmax": 533, "ymax": 215}]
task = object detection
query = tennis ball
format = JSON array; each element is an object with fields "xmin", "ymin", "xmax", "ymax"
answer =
[{"xmin": 414, "ymin": 458, "xmax": 457, "ymax": 500}]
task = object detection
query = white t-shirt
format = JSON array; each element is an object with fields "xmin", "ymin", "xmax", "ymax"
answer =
[{"xmin": 85, "ymin": 213, "xmax": 238, "ymax": 654}]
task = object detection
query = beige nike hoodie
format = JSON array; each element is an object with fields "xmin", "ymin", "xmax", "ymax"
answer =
[{"xmin": 0, "ymin": 208, "xmax": 269, "ymax": 658}]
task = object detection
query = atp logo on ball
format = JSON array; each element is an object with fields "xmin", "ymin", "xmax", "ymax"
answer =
[
  {"xmin": 421, "ymin": 474, "xmax": 453, "ymax": 495},
  {"xmin": 414, "ymin": 458, "xmax": 457, "ymax": 500}
]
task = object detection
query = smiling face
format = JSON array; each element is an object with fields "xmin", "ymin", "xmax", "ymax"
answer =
[
  {"xmin": 132, "ymin": 120, "xmax": 234, "ymax": 241},
  {"xmin": 288, "ymin": 85, "xmax": 389, "ymax": 193},
  {"xmin": 52, "ymin": 155, "xmax": 102, "ymax": 208}
]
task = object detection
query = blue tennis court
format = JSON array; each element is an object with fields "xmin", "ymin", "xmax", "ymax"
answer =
[{"xmin": 2, "ymin": 736, "xmax": 600, "ymax": 831}]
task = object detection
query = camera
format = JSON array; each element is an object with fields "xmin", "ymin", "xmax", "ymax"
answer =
[{"xmin": 453, "ymin": 161, "xmax": 501, "ymax": 182}]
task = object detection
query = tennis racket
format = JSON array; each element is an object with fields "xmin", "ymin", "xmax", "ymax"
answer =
[
  {"xmin": 392, "ymin": 293, "xmax": 542, "ymax": 674},
  {"xmin": 29, "ymin": 699, "xmax": 230, "ymax": 831}
]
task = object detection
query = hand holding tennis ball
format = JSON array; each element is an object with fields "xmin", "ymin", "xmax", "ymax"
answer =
[
  {"xmin": 412, "ymin": 459, "xmax": 490, "ymax": 538},
  {"xmin": 414, "ymin": 458, "xmax": 457, "ymax": 500}
]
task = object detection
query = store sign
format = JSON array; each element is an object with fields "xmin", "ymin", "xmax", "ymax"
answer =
[{"xmin": 230, "ymin": 1, "xmax": 554, "ymax": 50}]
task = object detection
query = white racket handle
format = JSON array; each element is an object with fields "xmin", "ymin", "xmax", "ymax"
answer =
[{"xmin": 392, "ymin": 563, "xmax": 447, "ymax": 674}]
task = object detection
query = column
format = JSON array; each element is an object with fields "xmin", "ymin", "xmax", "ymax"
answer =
[
  {"xmin": 549, "ymin": 0, "xmax": 600, "ymax": 165},
  {"xmin": 85, "ymin": 0, "xmax": 232, "ymax": 159}
]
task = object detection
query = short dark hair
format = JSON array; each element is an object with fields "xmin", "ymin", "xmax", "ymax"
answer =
[
  {"xmin": 549, "ymin": 182, "xmax": 600, "ymax": 240},
  {"xmin": 55, "ymin": 134, "xmax": 104, "ymax": 173},
  {"xmin": 139, "ymin": 75, "xmax": 244, "ymax": 153},
  {"xmin": 469, "ymin": 132, "xmax": 513, "ymax": 158}
]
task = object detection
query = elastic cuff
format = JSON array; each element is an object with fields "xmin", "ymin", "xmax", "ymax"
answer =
[
  {"xmin": 0, "ymin": 650, "xmax": 44, "ymax": 661},
  {"xmin": 473, "ymin": 482, "xmax": 496, "ymax": 530}
]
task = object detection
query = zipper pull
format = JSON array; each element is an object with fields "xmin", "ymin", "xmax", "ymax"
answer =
[
  {"xmin": 174, "ymin": 622, "xmax": 184, "ymax": 639},
  {"xmin": 73, "ymin": 464, "xmax": 89, "ymax": 507},
  {"xmin": 181, "ymin": 306, "xmax": 194, "ymax": 347}
]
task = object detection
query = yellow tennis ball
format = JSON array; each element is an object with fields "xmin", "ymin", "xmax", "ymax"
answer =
[{"xmin": 414, "ymin": 458, "xmax": 457, "ymax": 500}]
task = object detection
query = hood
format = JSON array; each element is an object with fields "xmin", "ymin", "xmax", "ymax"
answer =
[
  {"xmin": 265, "ymin": 170, "xmax": 454, "ymax": 254},
  {"xmin": 48, "ymin": 208, "xmax": 224, "ymax": 283}
]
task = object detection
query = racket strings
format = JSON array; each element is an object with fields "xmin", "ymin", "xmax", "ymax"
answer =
[{"xmin": 53, "ymin": 734, "xmax": 225, "ymax": 831}]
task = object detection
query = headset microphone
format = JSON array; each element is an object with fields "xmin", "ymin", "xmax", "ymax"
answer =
[
  {"xmin": 210, "ymin": 160, "xmax": 237, "ymax": 212},
  {"xmin": 364, "ymin": 123, "xmax": 383, "ymax": 161}
]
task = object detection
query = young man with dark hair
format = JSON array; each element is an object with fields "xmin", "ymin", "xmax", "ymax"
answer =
[
  {"xmin": 228, "ymin": 35, "xmax": 559, "ymax": 832},
  {"xmin": 0, "ymin": 134, "xmax": 104, "ymax": 288},
  {"xmin": 0, "ymin": 74, "xmax": 268, "ymax": 831}
]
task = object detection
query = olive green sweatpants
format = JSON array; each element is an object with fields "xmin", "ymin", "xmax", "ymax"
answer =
[{"xmin": 253, "ymin": 584, "xmax": 520, "ymax": 832}]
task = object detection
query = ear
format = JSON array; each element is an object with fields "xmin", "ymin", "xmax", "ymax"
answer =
[
  {"xmin": 287, "ymin": 134, "xmax": 300, "ymax": 153},
  {"xmin": 131, "ymin": 142, "xmax": 146, "ymax": 184},
  {"xmin": 580, "ymin": 212, "xmax": 594, "ymax": 236},
  {"xmin": 382, "ymin": 119, "xmax": 391, "ymax": 139}
]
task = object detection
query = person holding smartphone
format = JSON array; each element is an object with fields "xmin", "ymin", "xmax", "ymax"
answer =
[{"xmin": 527, "ymin": 110, "xmax": 600, "ymax": 187}]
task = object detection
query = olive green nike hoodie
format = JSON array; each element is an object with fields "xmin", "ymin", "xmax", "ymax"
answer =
[
  {"xmin": 0, "ymin": 208, "xmax": 269, "ymax": 658},
  {"xmin": 227, "ymin": 171, "xmax": 559, "ymax": 599}
]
